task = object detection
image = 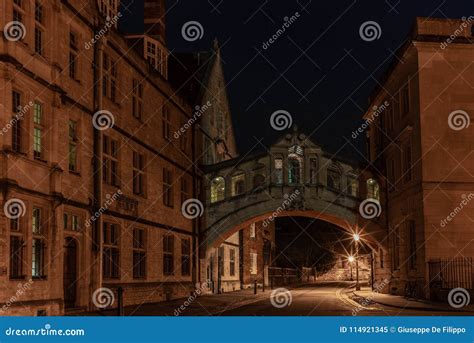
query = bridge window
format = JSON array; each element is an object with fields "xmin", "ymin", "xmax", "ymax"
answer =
[
  {"xmin": 210, "ymin": 177, "xmax": 225, "ymax": 203},
  {"xmin": 288, "ymin": 155, "xmax": 302, "ymax": 184},
  {"xmin": 231, "ymin": 173, "xmax": 246, "ymax": 196},
  {"xmin": 346, "ymin": 175, "xmax": 358, "ymax": 197},
  {"xmin": 366, "ymin": 178, "xmax": 380, "ymax": 201},
  {"xmin": 327, "ymin": 167, "xmax": 341, "ymax": 191},
  {"xmin": 274, "ymin": 158, "xmax": 283, "ymax": 184},
  {"xmin": 253, "ymin": 174, "xmax": 265, "ymax": 188}
]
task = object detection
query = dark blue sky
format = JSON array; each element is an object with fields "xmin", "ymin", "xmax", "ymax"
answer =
[{"xmin": 121, "ymin": 0, "xmax": 474, "ymax": 159}]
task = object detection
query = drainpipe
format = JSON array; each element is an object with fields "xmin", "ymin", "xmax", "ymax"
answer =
[
  {"xmin": 92, "ymin": 38, "xmax": 104, "ymax": 307},
  {"xmin": 192, "ymin": 111, "xmax": 198, "ymax": 287}
]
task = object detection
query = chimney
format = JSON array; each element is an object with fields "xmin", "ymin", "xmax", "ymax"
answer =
[{"xmin": 144, "ymin": 0, "xmax": 165, "ymax": 43}]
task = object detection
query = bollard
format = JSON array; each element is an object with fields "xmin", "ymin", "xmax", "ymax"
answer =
[
  {"xmin": 254, "ymin": 280, "xmax": 257, "ymax": 295},
  {"xmin": 117, "ymin": 287, "xmax": 124, "ymax": 316}
]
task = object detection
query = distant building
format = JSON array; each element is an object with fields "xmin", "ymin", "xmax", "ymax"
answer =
[{"xmin": 363, "ymin": 17, "xmax": 474, "ymax": 299}]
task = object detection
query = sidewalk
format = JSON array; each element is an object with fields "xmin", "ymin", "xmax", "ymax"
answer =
[
  {"xmin": 74, "ymin": 287, "xmax": 273, "ymax": 316},
  {"xmin": 353, "ymin": 286, "xmax": 474, "ymax": 313}
]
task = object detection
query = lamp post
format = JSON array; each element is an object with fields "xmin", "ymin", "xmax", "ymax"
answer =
[
  {"xmin": 348, "ymin": 255, "xmax": 354, "ymax": 281},
  {"xmin": 353, "ymin": 233, "xmax": 361, "ymax": 291}
]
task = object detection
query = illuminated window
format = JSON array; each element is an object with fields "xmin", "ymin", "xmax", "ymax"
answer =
[
  {"xmin": 211, "ymin": 177, "xmax": 225, "ymax": 203},
  {"xmin": 231, "ymin": 173, "xmax": 246, "ymax": 196},
  {"xmin": 366, "ymin": 178, "xmax": 380, "ymax": 201}
]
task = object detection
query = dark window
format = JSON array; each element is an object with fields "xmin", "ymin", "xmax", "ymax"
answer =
[
  {"xmin": 309, "ymin": 158, "xmax": 318, "ymax": 184},
  {"xmin": 133, "ymin": 152, "xmax": 145, "ymax": 195},
  {"xmin": 253, "ymin": 174, "xmax": 265, "ymax": 188},
  {"xmin": 103, "ymin": 135, "xmax": 119, "ymax": 186},
  {"xmin": 10, "ymin": 236, "xmax": 24, "ymax": 279},
  {"xmin": 181, "ymin": 238, "xmax": 190, "ymax": 276},
  {"xmin": 68, "ymin": 120, "xmax": 78, "ymax": 171},
  {"xmin": 103, "ymin": 223, "xmax": 120, "ymax": 279},
  {"xmin": 288, "ymin": 157, "xmax": 301, "ymax": 184},
  {"xmin": 163, "ymin": 168, "xmax": 173, "ymax": 207},
  {"xmin": 162, "ymin": 106, "xmax": 171, "ymax": 140},
  {"xmin": 180, "ymin": 178, "xmax": 188, "ymax": 205},
  {"xmin": 229, "ymin": 248, "xmax": 235, "ymax": 276},
  {"xmin": 404, "ymin": 144, "xmax": 412, "ymax": 183},
  {"xmin": 132, "ymin": 79, "xmax": 143, "ymax": 119},
  {"xmin": 12, "ymin": 91, "xmax": 22, "ymax": 153},
  {"xmin": 32, "ymin": 208, "xmax": 45, "ymax": 278},
  {"xmin": 133, "ymin": 228, "xmax": 146, "ymax": 279},
  {"xmin": 163, "ymin": 235, "xmax": 174, "ymax": 275},
  {"xmin": 401, "ymin": 83, "xmax": 410, "ymax": 115},
  {"xmin": 34, "ymin": 27, "xmax": 43, "ymax": 56},
  {"xmin": 102, "ymin": 54, "xmax": 117, "ymax": 101},
  {"xmin": 69, "ymin": 32, "xmax": 78, "ymax": 79},
  {"xmin": 327, "ymin": 168, "xmax": 341, "ymax": 191}
]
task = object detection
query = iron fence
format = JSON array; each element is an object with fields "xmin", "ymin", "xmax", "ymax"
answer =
[{"xmin": 428, "ymin": 257, "xmax": 474, "ymax": 290}]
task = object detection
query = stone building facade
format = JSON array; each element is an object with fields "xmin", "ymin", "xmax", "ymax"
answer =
[
  {"xmin": 363, "ymin": 17, "xmax": 474, "ymax": 299},
  {"xmin": 0, "ymin": 0, "xmax": 199, "ymax": 315}
]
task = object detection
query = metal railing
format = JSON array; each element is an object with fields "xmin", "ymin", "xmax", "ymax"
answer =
[{"xmin": 428, "ymin": 257, "xmax": 474, "ymax": 290}]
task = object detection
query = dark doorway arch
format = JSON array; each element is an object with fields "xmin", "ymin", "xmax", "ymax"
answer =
[{"xmin": 63, "ymin": 237, "xmax": 78, "ymax": 308}]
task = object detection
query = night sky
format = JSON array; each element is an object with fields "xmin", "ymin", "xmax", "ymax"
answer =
[{"xmin": 121, "ymin": 0, "xmax": 474, "ymax": 160}]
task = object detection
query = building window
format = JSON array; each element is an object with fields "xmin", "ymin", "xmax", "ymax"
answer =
[
  {"xmin": 33, "ymin": 102, "xmax": 43, "ymax": 159},
  {"xmin": 179, "ymin": 118, "xmax": 188, "ymax": 151},
  {"xmin": 181, "ymin": 238, "xmax": 191, "ymax": 276},
  {"xmin": 133, "ymin": 228, "xmax": 146, "ymax": 279},
  {"xmin": 250, "ymin": 252, "xmax": 258, "ymax": 275},
  {"xmin": 68, "ymin": 120, "xmax": 78, "ymax": 172},
  {"xmin": 163, "ymin": 168, "xmax": 173, "ymax": 207},
  {"xmin": 403, "ymin": 144, "xmax": 412, "ymax": 183},
  {"xmin": 387, "ymin": 158, "xmax": 395, "ymax": 192},
  {"xmin": 210, "ymin": 177, "xmax": 225, "ymax": 203},
  {"xmin": 64, "ymin": 213, "xmax": 80, "ymax": 231},
  {"xmin": 400, "ymin": 83, "xmax": 410, "ymax": 116},
  {"xmin": 163, "ymin": 235, "xmax": 174, "ymax": 275},
  {"xmin": 250, "ymin": 223, "xmax": 256, "ymax": 238},
  {"xmin": 253, "ymin": 174, "xmax": 265, "ymax": 188},
  {"xmin": 346, "ymin": 176, "xmax": 358, "ymax": 197},
  {"xmin": 288, "ymin": 155, "xmax": 302, "ymax": 184},
  {"xmin": 309, "ymin": 158, "xmax": 318, "ymax": 184},
  {"xmin": 13, "ymin": 1, "xmax": 24, "ymax": 34},
  {"xmin": 32, "ymin": 208, "xmax": 45, "ymax": 278},
  {"xmin": 229, "ymin": 248, "xmax": 236, "ymax": 276},
  {"xmin": 103, "ymin": 135, "xmax": 119, "ymax": 186},
  {"xmin": 385, "ymin": 100, "xmax": 394, "ymax": 132},
  {"xmin": 132, "ymin": 79, "xmax": 143, "ymax": 120},
  {"xmin": 133, "ymin": 152, "xmax": 145, "ymax": 195},
  {"xmin": 231, "ymin": 173, "xmax": 245, "ymax": 196},
  {"xmin": 12, "ymin": 90, "xmax": 22, "ymax": 153},
  {"xmin": 10, "ymin": 216, "xmax": 24, "ymax": 279},
  {"xmin": 34, "ymin": 1, "xmax": 45, "ymax": 56},
  {"xmin": 69, "ymin": 31, "xmax": 78, "ymax": 80},
  {"xmin": 180, "ymin": 178, "xmax": 189, "ymax": 205},
  {"xmin": 327, "ymin": 167, "xmax": 341, "ymax": 191},
  {"xmin": 366, "ymin": 178, "xmax": 380, "ymax": 201},
  {"xmin": 145, "ymin": 39, "xmax": 167, "ymax": 77},
  {"xmin": 103, "ymin": 223, "xmax": 120, "ymax": 279},
  {"xmin": 408, "ymin": 220, "xmax": 416, "ymax": 270},
  {"xmin": 162, "ymin": 106, "xmax": 171, "ymax": 140},
  {"xmin": 99, "ymin": 0, "xmax": 119, "ymax": 21},
  {"xmin": 102, "ymin": 54, "xmax": 117, "ymax": 102},
  {"xmin": 274, "ymin": 158, "xmax": 283, "ymax": 184}
]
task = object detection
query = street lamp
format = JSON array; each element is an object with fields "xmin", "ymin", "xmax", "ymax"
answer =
[{"xmin": 353, "ymin": 233, "xmax": 361, "ymax": 291}]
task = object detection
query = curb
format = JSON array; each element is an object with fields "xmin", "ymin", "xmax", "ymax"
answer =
[{"xmin": 353, "ymin": 291, "xmax": 474, "ymax": 313}]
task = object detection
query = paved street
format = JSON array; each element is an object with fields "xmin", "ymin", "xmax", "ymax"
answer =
[{"xmin": 81, "ymin": 281, "xmax": 473, "ymax": 316}]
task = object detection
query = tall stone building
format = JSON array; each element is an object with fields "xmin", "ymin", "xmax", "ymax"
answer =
[
  {"xmin": 364, "ymin": 17, "xmax": 474, "ymax": 299},
  {"xmin": 0, "ymin": 0, "xmax": 199, "ymax": 315}
]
